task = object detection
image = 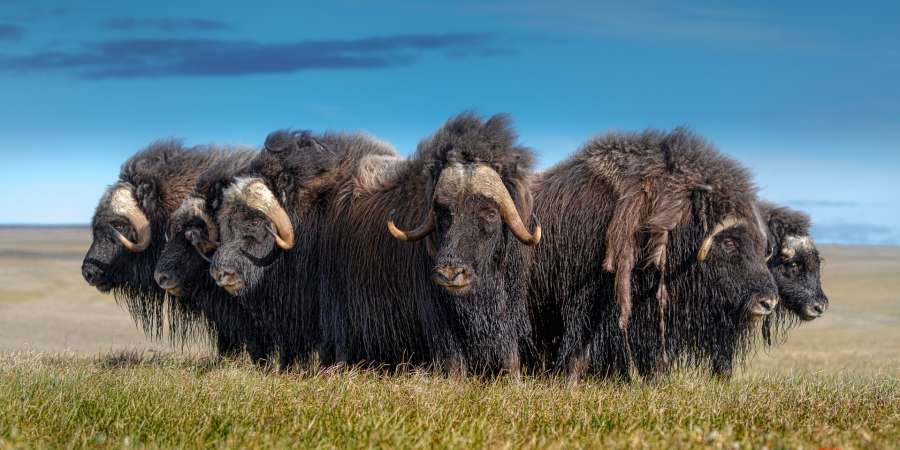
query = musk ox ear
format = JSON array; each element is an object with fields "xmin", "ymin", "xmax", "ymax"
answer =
[
  {"xmin": 264, "ymin": 130, "xmax": 301, "ymax": 154},
  {"xmin": 690, "ymin": 185, "xmax": 711, "ymax": 231}
]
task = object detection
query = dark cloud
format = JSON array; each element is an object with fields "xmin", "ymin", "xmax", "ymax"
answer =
[
  {"xmin": 0, "ymin": 33, "xmax": 496, "ymax": 79},
  {"xmin": 100, "ymin": 17, "xmax": 229, "ymax": 32},
  {"xmin": 0, "ymin": 25, "xmax": 23, "ymax": 41},
  {"xmin": 812, "ymin": 221, "xmax": 899, "ymax": 245}
]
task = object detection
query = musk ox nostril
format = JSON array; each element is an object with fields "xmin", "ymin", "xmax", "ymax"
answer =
[
  {"xmin": 435, "ymin": 266, "xmax": 464, "ymax": 282},
  {"xmin": 81, "ymin": 263, "xmax": 102, "ymax": 285},
  {"xmin": 433, "ymin": 265, "xmax": 474, "ymax": 291},
  {"xmin": 810, "ymin": 302, "xmax": 827, "ymax": 316},
  {"xmin": 750, "ymin": 295, "xmax": 778, "ymax": 317},
  {"xmin": 211, "ymin": 266, "xmax": 238, "ymax": 285},
  {"xmin": 154, "ymin": 271, "xmax": 172, "ymax": 289}
]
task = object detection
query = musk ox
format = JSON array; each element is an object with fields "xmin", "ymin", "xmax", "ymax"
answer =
[
  {"xmin": 211, "ymin": 113, "xmax": 539, "ymax": 374},
  {"xmin": 384, "ymin": 113, "xmax": 539, "ymax": 374},
  {"xmin": 153, "ymin": 149, "xmax": 272, "ymax": 360},
  {"xmin": 527, "ymin": 128, "xmax": 779, "ymax": 381},
  {"xmin": 81, "ymin": 141, "xmax": 238, "ymax": 340},
  {"xmin": 758, "ymin": 201, "xmax": 829, "ymax": 344},
  {"xmin": 207, "ymin": 131, "xmax": 341, "ymax": 368}
]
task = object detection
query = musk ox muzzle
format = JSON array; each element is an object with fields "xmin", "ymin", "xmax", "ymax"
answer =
[
  {"xmin": 748, "ymin": 294, "xmax": 778, "ymax": 318},
  {"xmin": 432, "ymin": 264, "xmax": 474, "ymax": 295}
]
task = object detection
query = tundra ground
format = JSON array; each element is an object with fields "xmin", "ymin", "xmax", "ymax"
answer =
[{"xmin": 0, "ymin": 227, "xmax": 898, "ymax": 449}]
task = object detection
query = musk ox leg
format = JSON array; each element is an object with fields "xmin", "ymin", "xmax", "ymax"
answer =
[
  {"xmin": 318, "ymin": 292, "xmax": 350, "ymax": 367},
  {"xmin": 279, "ymin": 348, "xmax": 297, "ymax": 371},
  {"xmin": 503, "ymin": 350, "xmax": 522, "ymax": 380},
  {"xmin": 712, "ymin": 350, "xmax": 735, "ymax": 380},
  {"xmin": 215, "ymin": 328, "xmax": 244, "ymax": 359},
  {"xmin": 440, "ymin": 353, "xmax": 468, "ymax": 378},
  {"xmin": 243, "ymin": 336, "xmax": 271, "ymax": 366},
  {"xmin": 564, "ymin": 341, "xmax": 591, "ymax": 387}
]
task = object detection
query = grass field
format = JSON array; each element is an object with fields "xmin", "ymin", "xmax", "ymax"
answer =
[{"xmin": 0, "ymin": 227, "xmax": 898, "ymax": 449}]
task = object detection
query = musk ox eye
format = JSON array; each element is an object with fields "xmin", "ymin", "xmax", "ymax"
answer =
[
  {"xmin": 482, "ymin": 209, "xmax": 499, "ymax": 223},
  {"xmin": 721, "ymin": 237, "xmax": 738, "ymax": 253}
]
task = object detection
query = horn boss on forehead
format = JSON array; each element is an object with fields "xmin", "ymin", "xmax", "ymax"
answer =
[
  {"xmin": 465, "ymin": 165, "xmax": 541, "ymax": 246},
  {"xmin": 386, "ymin": 164, "xmax": 541, "ymax": 246},
  {"xmin": 226, "ymin": 178, "xmax": 295, "ymax": 251},
  {"xmin": 109, "ymin": 186, "xmax": 152, "ymax": 252},
  {"xmin": 781, "ymin": 235, "xmax": 813, "ymax": 260}
]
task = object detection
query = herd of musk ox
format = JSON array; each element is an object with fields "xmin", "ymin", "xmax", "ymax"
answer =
[{"xmin": 81, "ymin": 112, "xmax": 829, "ymax": 381}]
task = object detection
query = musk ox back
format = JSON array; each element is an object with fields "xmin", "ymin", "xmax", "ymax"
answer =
[
  {"xmin": 81, "ymin": 141, "xmax": 235, "ymax": 340},
  {"xmin": 153, "ymin": 149, "xmax": 271, "ymax": 360},
  {"xmin": 528, "ymin": 128, "xmax": 778, "ymax": 380}
]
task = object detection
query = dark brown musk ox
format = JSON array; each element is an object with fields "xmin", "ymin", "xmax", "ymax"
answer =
[
  {"xmin": 383, "ymin": 112, "xmax": 540, "ymax": 375},
  {"xmin": 81, "ymin": 141, "xmax": 244, "ymax": 341},
  {"xmin": 152, "ymin": 149, "xmax": 273, "ymax": 360},
  {"xmin": 757, "ymin": 201, "xmax": 829, "ymax": 344},
  {"xmin": 206, "ymin": 131, "xmax": 343, "ymax": 369},
  {"xmin": 210, "ymin": 113, "xmax": 539, "ymax": 375},
  {"xmin": 526, "ymin": 128, "xmax": 779, "ymax": 381}
]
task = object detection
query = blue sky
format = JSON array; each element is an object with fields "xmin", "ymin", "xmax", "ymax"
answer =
[{"xmin": 1, "ymin": 0, "xmax": 898, "ymax": 244}]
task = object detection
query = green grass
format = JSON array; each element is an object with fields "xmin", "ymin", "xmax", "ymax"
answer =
[{"xmin": 1, "ymin": 352, "xmax": 896, "ymax": 449}]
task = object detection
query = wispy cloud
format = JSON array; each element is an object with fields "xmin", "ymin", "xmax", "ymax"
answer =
[
  {"xmin": 0, "ymin": 33, "xmax": 499, "ymax": 79},
  {"xmin": 457, "ymin": 1, "xmax": 790, "ymax": 46},
  {"xmin": 0, "ymin": 24, "xmax": 23, "ymax": 41},
  {"xmin": 100, "ymin": 17, "xmax": 229, "ymax": 32}
]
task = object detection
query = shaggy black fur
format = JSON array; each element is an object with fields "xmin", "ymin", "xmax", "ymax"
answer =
[
  {"xmin": 360, "ymin": 112, "xmax": 536, "ymax": 374},
  {"xmin": 153, "ymin": 149, "xmax": 272, "ymax": 360},
  {"xmin": 82, "ymin": 141, "xmax": 238, "ymax": 342},
  {"xmin": 209, "ymin": 131, "xmax": 340, "ymax": 368},
  {"xmin": 527, "ymin": 129, "xmax": 778, "ymax": 381},
  {"xmin": 758, "ymin": 201, "xmax": 829, "ymax": 344},
  {"xmin": 211, "ymin": 113, "xmax": 537, "ymax": 374}
]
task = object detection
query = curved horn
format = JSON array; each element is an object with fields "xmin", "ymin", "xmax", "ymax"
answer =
[
  {"xmin": 109, "ymin": 187, "xmax": 151, "ymax": 252},
  {"xmin": 471, "ymin": 166, "xmax": 541, "ymax": 246},
  {"xmin": 697, "ymin": 236, "xmax": 715, "ymax": 263},
  {"xmin": 499, "ymin": 197, "xmax": 542, "ymax": 246},
  {"xmin": 387, "ymin": 209, "xmax": 434, "ymax": 241},
  {"xmin": 697, "ymin": 217, "xmax": 747, "ymax": 262},
  {"xmin": 241, "ymin": 180, "xmax": 294, "ymax": 251}
]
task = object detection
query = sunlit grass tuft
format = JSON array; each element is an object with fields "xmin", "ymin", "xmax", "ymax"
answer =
[{"xmin": 0, "ymin": 351, "xmax": 896, "ymax": 449}]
